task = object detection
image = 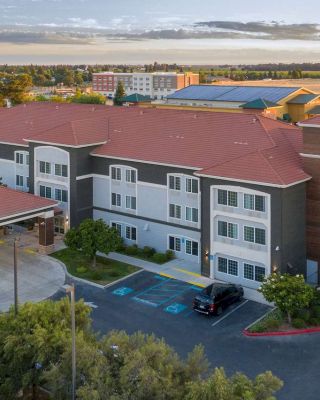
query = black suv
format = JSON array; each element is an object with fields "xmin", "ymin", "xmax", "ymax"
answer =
[{"xmin": 193, "ymin": 283, "xmax": 244, "ymax": 316}]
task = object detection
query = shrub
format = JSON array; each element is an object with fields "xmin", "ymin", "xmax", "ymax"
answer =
[
  {"xmin": 108, "ymin": 270, "xmax": 121, "ymax": 277},
  {"xmin": 76, "ymin": 266, "xmax": 87, "ymax": 274},
  {"xmin": 116, "ymin": 243, "xmax": 126, "ymax": 252},
  {"xmin": 151, "ymin": 253, "xmax": 168, "ymax": 264},
  {"xmin": 294, "ymin": 309, "xmax": 311, "ymax": 323},
  {"xmin": 125, "ymin": 245, "xmax": 139, "ymax": 256},
  {"xmin": 292, "ymin": 318, "xmax": 306, "ymax": 329},
  {"xmin": 143, "ymin": 246, "xmax": 156, "ymax": 258},
  {"xmin": 165, "ymin": 250, "xmax": 175, "ymax": 261},
  {"xmin": 309, "ymin": 317, "xmax": 320, "ymax": 327},
  {"xmin": 91, "ymin": 271, "xmax": 104, "ymax": 281},
  {"xmin": 311, "ymin": 305, "xmax": 320, "ymax": 319},
  {"xmin": 264, "ymin": 318, "xmax": 281, "ymax": 331}
]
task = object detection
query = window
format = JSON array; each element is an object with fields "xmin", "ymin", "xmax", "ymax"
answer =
[
  {"xmin": 186, "ymin": 207, "xmax": 198, "ymax": 223},
  {"xmin": 26, "ymin": 177, "xmax": 30, "ymax": 188},
  {"xmin": 112, "ymin": 222, "xmax": 122, "ymax": 236},
  {"xmin": 244, "ymin": 194, "xmax": 265, "ymax": 212},
  {"xmin": 125, "ymin": 169, "xmax": 136, "ymax": 183},
  {"xmin": 244, "ymin": 226, "xmax": 266, "ymax": 245},
  {"xmin": 217, "ymin": 189, "xmax": 238, "ymax": 207},
  {"xmin": 125, "ymin": 226, "xmax": 136, "ymax": 241},
  {"xmin": 169, "ymin": 175, "xmax": 181, "ymax": 191},
  {"xmin": 39, "ymin": 161, "xmax": 51, "ymax": 174},
  {"xmin": 55, "ymin": 188, "xmax": 68, "ymax": 202},
  {"xmin": 169, "ymin": 204, "xmax": 181, "ymax": 219},
  {"xmin": 218, "ymin": 221, "xmax": 238, "ymax": 239},
  {"xmin": 15, "ymin": 153, "xmax": 24, "ymax": 164},
  {"xmin": 169, "ymin": 236, "xmax": 181, "ymax": 252},
  {"xmin": 111, "ymin": 167, "xmax": 121, "ymax": 181},
  {"xmin": 186, "ymin": 178, "xmax": 199, "ymax": 193},
  {"xmin": 217, "ymin": 257, "xmax": 238, "ymax": 276},
  {"xmin": 126, "ymin": 195, "xmax": 136, "ymax": 210},
  {"xmin": 55, "ymin": 164, "xmax": 68, "ymax": 177},
  {"xmin": 111, "ymin": 193, "xmax": 121, "ymax": 207},
  {"xmin": 244, "ymin": 263, "xmax": 266, "ymax": 282},
  {"xmin": 16, "ymin": 175, "xmax": 23, "ymax": 186},
  {"xmin": 186, "ymin": 240, "xmax": 198, "ymax": 256},
  {"xmin": 39, "ymin": 185, "xmax": 52, "ymax": 199},
  {"xmin": 26, "ymin": 154, "xmax": 30, "ymax": 165}
]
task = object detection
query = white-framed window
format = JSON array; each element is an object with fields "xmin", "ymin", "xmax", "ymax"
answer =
[
  {"xmin": 217, "ymin": 189, "xmax": 238, "ymax": 207},
  {"xmin": 244, "ymin": 194, "xmax": 265, "ymax": 212},
  {"xmin": 54, "ymin": 164, "xmax": 68, "ymax": 177},
  {"xmin": 125, "ymin": 226, "xmax": 137, "ymax": 241},
  {"xmin": 39, "ymin": 161, "xmax": 51, "ymax": 174},
  {"xmin": 217, "ymin": 257, "xmax": 238, "ymax": 276},
  {"xmin": 111, "ymin": 167, "xmax": 121, "ymax": 181},
  {"xmin": 55, "ymin": 188, "xmax": 68, "ymax": 202},
  {"xmin": 169, "ymin": 236, "xmax": 181, "ymax": 252},
  {"xmin": 126, "ymin": 195, "xmax": 137, "ymax": 210},
  {"xmin": 111, "ymin": 222, "xmax": 122, "ymax": 236},
  {"xmin": 15, "ymin": 152, "xmax": 24, "ymax": 164},
  {"xmin": 186, "ymin": 178, "xmax": 199, "ymax": 194},
  {"xmin": 26, "ymin": 177, "xmax": 30, "ymax": 188},
  {"xmin": 26, "ymin": 154, "xmax": 30, "ymax": 165},
  {"xmin": 125, "ymin": 169, "xmax": 137, "ymax": 183},
  {"xmin": 218, "ymin": 221, "xmax": 238, "ymax": 239},
  {"xmin": 244, "ymin": 226, "xmax": 266, "ymax": 245},
  {"xmin": 16, "ymin": 175, "xmax": 23, "ymax": 187},
  {"xmin": 244, "ymin": 263, "xmax": 266, "ymax": 282},
  {"xmin": 186, "ymin": 207, "xmax": 198, "ymax": 223},
  {"xmin": 169, "ymin": 175, "xmax": 181, "ymax": 191},
  {"xmin": 169, "ymin": 204, "xmax": 182, "ymax": 219},
  {"xmin": 111, "ymin": 193, "xmax": 121, "ymax": 207},
  {"xmin": 39, "ymin": 185, "xmax": 52, "ymax": 199},
  {"xmin": 186, "ymin": 239, "xmax": 199, "ymax": 256}
]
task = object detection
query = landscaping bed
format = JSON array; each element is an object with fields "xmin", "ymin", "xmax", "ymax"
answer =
[
  {"xmin": 51, "ymin": 248, "xmax": 140, "ymax": 285},
  {"xmin": 117, "ymin": 244, "xmax": 174, "ymax": 265}
]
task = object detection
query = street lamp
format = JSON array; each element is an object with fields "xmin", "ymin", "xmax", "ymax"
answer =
[
  {"xmin": 63, "ymin": 284, "xmax": 76, "ymax": 400},
  {"xmin": 13, "ymin": 236, "xmax": 19, "ymax": 316}
]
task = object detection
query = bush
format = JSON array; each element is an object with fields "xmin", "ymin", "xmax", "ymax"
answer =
[
  {"xmin": 108, "ymin": 270, "xmax": 121, "ymax": 277},
  {"xmin": 125, "ymin": 245, "xmax": 139, "ymax": 256},
  {"xmin": 91, "ymin": 271, "xmax": 104, "ymax": 281},
  {"xmin": 143, "ymin": 246, "xmax": 156, "ymax": 258},
  {"xmin": 116, "ymin": 243, "xmax": 126, "ymax": 252},
  {"xmin": 309, "ymin": 317, "xmax": 320, "ymax": 327},
  {"xmin": 76, "ymin": 266, "xmax": 87, "ymax": 274},
  {"xmin": 165, "ymin": 250, "xmax": 175, "ymax": 261},
  {"xmin": 264, "ymin": 318, "xmax": 281, "ymax": 331},
  {"xmin": 151, "ymin": 253, "xmax": 168, "ymax": 264},
  {"xmin": 311, "ymin": 305, "xmax": 320, "ymax": 318},
  {"xmin": 292, "ymin": 318, "xmax": 306, "ymax": 329},
  {"xmin": 294, "ymin": 309, "xmax": 311, "ymax": 323}
]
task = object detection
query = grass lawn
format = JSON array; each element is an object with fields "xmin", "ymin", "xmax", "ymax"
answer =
[{"xmin": 51, "ymin": 248, "xmax": 140, "ymax": 285}]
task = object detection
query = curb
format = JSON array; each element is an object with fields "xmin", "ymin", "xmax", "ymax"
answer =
[{"xmin": 243, "ymin": 327, "xmax": 320, "ymax": 337}]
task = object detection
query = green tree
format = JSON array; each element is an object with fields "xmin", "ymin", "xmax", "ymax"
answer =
[
  {"xmin": 113, "ymin": 81, "xmax": 126, "ymax": 106},
  {"xmin": 64, "ymin": 219, "xmax": 122, "ymax": 267},
  {"xmin": 0, "ymin": 73, "xmax": 32, "ymax": 106},
  {"xmin": 71, "ymin": 93, "xmax": 105, "ymax": 104},
  {"xmin": 0, "ymin": 299, "xmax": 91, "ymax": 399},
  {"xmin": 259, "ymin": 273, "xmax": 314, "ymax": 324}
]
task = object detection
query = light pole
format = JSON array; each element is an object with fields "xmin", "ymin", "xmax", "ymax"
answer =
[
  {"xmin": 63, "ymin": 284, "xmax": 76, "ymax": 400},
  {"xmin": 13, "ymin": 237, "xmax": 18, "ymax": 316}
]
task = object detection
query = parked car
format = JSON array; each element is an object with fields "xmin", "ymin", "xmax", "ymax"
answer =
[{"xmin": 193, "ymin": 283, "xmax": 244, "ymax": 316}]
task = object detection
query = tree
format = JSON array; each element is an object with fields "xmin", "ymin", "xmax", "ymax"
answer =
[
  {"xmin": 0, "ymin": 299, "xmax": 91, "ymax": 399},
  {"xmin": 113, "ymin": 81, "xmax": 126, "ymax": 106},
  {"xmin": 0, "ymin": 73, "xmax": 32, "ymax": 106},
  {"xmin": 64, "ymin": 219, "xmax": 122, "ymax": 267},
  {"xmin": 71, "ymin": 93, "xmax": 105, "ymax": 105},
  {"xmin": 259, "ymin": 273, "xmax": 315, "ymax": 324}
]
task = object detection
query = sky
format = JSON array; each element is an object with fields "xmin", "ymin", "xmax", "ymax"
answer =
[{"xmin": 0, "ymin": 0, "xmax": 320, "ymax": 64}]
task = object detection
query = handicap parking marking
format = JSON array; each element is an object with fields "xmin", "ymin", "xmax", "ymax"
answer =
[
  {"xmin": 164, "ymin": 303, "xmax": 187, "ymax": 315},
  {"xmin": 211, "ymin": 300, "xmax": 249, "ymax": 327},
  {"xmin": 112, "ymin": 287, "xmax": 134, "ymax": 296}
]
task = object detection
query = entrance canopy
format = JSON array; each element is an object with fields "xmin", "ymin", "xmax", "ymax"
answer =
[{"xmin": 0, "ymin": 186, "xmax": 57, "ymax": 226}]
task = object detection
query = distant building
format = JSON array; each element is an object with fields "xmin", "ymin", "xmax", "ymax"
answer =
[
  {"xmin": 92, "ymin": 72, "xmax": 199, "ymax": 100},
  {"xmin": 158, "ymin": 85, "xmax": 320, "ymax": 123}
]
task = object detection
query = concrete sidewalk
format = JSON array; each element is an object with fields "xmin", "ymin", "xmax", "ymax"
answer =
[{"xmin": 107, "ymin": 252, "xmax": 268, "ymax": 304}]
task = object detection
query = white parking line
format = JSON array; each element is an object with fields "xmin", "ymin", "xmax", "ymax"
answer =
[{"xmin": 211, "ymin": 300, "xmax": 249, "ymax": 327}]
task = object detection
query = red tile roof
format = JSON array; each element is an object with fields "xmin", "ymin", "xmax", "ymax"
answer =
[
  {"xmin": 0, "ymin": 186, "xmax": 57, "ymax": 221},
  {"xmin": 0, "ymin": 102, "xmax": 310, "ymax": 186},
  {"xmin": 299, "ymin": 115, "xmax": 320, "ymax": 126}
]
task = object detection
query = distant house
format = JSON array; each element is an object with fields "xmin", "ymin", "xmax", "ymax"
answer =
[
  {"xmin": 121, "ymin": 93, "xmax": 151, "ymax": 106},
  {"xmin": 157, "ymin": 85, "xmax": 320, "ymax": 123}
]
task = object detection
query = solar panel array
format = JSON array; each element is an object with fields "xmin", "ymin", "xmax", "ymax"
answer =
[{"xmin": 167, "ymin": 85, "xmax": 300, "ymax": 103}]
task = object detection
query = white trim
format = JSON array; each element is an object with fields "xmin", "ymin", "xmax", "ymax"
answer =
[
  {"xmin": 92, "ymin": 153, "xmax": 202, "ymax": 171},
  {"xmin": 25, "ymin": 139, "xmax": 107, "ymax": 148},
  {"xmin": 217, "ymin": 220, "xmax": 239, "ymax": 241},
  {"xmin": 35, "ymin": 177, "xmax": 68, "ymax": 187},
  {"xmin": 195, "ymin": 173, "xmax": 311, "ymax": 188},
  {"xmin": 0, "ymin": 203, "xmax": 57, "ymax": 223},
  {"xmin": 300, "ymin": 153, "xmax": 320, "ymax": 159},
  {"xmin": 297, "ymin": 122, "xmax": 320, "ymax": 128},
  {"xmin": 76, "ymin": 173, "xmax": 109, "ymax": 181},
  {"xmin": 137, "ymin": 180, "xmax": 164, "ymax": 189},
  {"xmin": 0, "ymin": 141, "xmax": 29, "ymax": 148},
  {"xmin": 0, "ymin": 158, "xmax": 15, "ymax": 164}
]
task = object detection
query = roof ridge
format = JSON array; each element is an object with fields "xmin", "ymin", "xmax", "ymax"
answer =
[{"xmin": 258, "ymin": 148, "xmax": 286, "ymax": 185}]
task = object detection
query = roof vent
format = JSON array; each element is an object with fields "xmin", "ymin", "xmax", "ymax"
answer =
[
  {"xmin": 193, "ymin": 114, "xmax": 197, "ymax": 119},
  {"xmin": 252, "ymin": 117, "xmax": 257, "ymax": 123},
  {"xmin": 91, "ymin": 107, "xmax": 95, "ymax": 112},
  {"xmin": 55, "ymin": 105, "xmax": 59, "ymax": 110},
  {"xmin": 140, "ymin": 110, "xmax": 144, "ymax": 115}
]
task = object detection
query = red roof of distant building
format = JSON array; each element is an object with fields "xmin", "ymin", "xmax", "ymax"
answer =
[
  {"xmin": 0, "ymin": 102, "xmax": 310, "ymax": 187},
  {"xmin": 0, "ymin": 186, "xmax": 57, "ymax": 221}
]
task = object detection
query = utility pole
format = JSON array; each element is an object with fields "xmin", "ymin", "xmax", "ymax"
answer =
[{"xmin": 13, "ymin": 237, "xmax": 18, "ymax": 316}]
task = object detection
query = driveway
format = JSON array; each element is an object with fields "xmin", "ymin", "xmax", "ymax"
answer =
[
  {"xmin": 51, "ymin": 270, "xmax": 320, "ymax": 400},
  {"xmin": 0, "ymin": 238, "xmax": 65, "ymax": 312}
]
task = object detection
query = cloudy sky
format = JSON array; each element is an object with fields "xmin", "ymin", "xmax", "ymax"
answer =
[{"xmin": 0, "ymin": 0, "xmax": 320, "ymax": 64}]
